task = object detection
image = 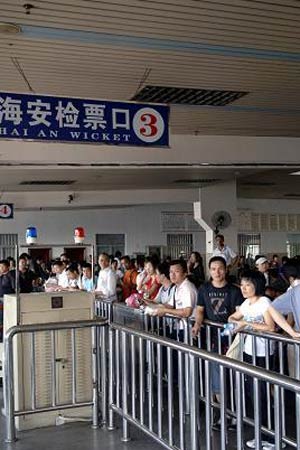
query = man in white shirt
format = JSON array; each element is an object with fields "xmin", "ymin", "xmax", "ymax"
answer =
[
  {"xmin": 52, "ymin": 260, "xmax": 69, "ymax": 289},
  {"xmin": 96, "ymin": 253, "xmax": 117, "ymax": 301},
  {"xmin": 212, "ymin": 234, "xmax": 237, "ymax": 269},
  {"xmin": 155, "ymin": 259, "xmax": 197, "ymax": 320},
  {"xmin": 154, "ymin": 259, "xmax": 197, "ymax": 386}
]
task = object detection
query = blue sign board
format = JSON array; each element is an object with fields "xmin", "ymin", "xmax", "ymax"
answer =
[
  {"xmin": 0, "ymin": 203, "xmax": 14, "ymax": 219},
  {"xmin": 0, "ymin": 92, "xmax": 169, "ymax": 147}
]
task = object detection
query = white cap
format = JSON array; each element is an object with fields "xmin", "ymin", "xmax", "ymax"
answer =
[{"xmin": 256, "ymin": 257, "xmax": 268, "ymax": 265}]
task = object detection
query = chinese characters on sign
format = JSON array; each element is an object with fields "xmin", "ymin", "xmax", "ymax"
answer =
[{"xmin": 0, "ymin": 93, "xmax": 169, "ymax": 146}]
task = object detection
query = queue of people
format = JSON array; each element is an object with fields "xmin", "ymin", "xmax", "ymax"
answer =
[{"xmin": 1, "ymin": 238, "xmax": 300, "ymax": 449}]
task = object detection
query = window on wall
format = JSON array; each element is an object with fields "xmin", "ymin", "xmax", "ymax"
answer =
[
  {"xmin": 287, "ymin": 234, "xmax": 300, "ymax": 258},
  {"xmin": 238, "ymin": 233, "xmax": 261, "ymax": 259},
  {"xmin": 0, "ymin": 233, "xmax": 18, "ymax": 259},
  {"xmin": 95, "ymin": 234, "xmax": 125, "ymax": 258},
  {"xmin": 167, "ymin": 233, "xmax": 193, "ymax": 259}
]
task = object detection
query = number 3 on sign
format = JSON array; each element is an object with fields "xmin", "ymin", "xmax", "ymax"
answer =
[{"xmin": 133, "ymin": 108, "xmax": 165, "ymax": 143}]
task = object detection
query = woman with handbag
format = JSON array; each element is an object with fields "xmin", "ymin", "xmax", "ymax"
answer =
[{"xmin": 228, "ymin": 270, "xmax": 300, "ymax": 450}]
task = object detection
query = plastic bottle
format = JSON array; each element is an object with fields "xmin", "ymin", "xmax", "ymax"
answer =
[{"xmin": 221, "ymin": 323, "xmax": 237, "ymax": 337}]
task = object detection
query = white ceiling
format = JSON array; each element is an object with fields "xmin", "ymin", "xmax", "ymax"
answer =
[{"xmin": 0, "ymin": 1, "xmax": 300, "ymax": 200}]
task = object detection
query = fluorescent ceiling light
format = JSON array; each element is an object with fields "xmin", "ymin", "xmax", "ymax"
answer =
[
  {"xmin": 0, "ymin": 22, "xmax": 21, "ymax": 34},
  {"xmin": 290, "ymin": 171, "xmax": 300, "ymax": 175}
]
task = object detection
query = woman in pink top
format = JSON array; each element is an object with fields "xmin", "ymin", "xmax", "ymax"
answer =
[{"xmin": 140, "ymin": 257, "xmax": 161, "ymax": 300}]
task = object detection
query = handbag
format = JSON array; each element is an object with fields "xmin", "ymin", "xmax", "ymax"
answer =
[
  {"xmin": 125, "ymin": 292, "xmax": 143, "ymax": 309},
  {"xmin": 226, "ymin": 333, "xmax": 243, "ymax": 360}
]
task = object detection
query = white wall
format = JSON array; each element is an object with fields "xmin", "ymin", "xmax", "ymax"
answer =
[
  {"xmin": 238, "ymin": 198, "xmax": 300, "ymax": 255},
  {"xmin": 1, "ymin": 135, "xmax": 300, "ymax": 164},
  {"xmin": 0, "ymin": 203, "xmax": 205, "ymax": 257},
  {"xmin": 0, "ymin": 188, "xmax": 199, "ymax": 209},
  {"xmin": 238, "ymin": 198, "xmax": 300, "ymax": 214},
  {"xmin": 1, "ymin": 195, "xmax": 300, "ymax": 259}
]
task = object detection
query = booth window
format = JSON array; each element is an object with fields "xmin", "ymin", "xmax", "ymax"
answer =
[
  {"xmin": 0, "ymin": 233, "xmax": 18, "ymax": 259},
  {"xmin": 95, "ymin": 234, "xmax": 125, "ymax": 257},
  {"xmin": 238, "ymin": 233, "xmax": 261, "ymax": 259},
  {"xmin": 167, "ymin": 233, "xmax": 193, "ymax": 259}
]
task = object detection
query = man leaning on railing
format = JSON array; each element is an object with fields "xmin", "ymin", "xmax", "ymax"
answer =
[{"xmin": 150, "ymin": 259, "xmax": 197, "ymax": 327}]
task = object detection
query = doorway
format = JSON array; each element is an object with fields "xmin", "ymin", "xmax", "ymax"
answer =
[
  {"xmin": 64, "ymin": 247, "xmax": 86, "ymax": 263},
  {"xmin": 28, "ymin": 247, "xmax": 51, "ymax": 264}
]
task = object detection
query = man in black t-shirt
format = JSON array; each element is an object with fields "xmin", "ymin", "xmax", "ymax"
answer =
[
  {"xmin": 196, "ymin": 276, "xmax": 243, "ymax": 324},
  {"xmin": 17, "ymin": 256, "xmax": 37, "ymax": 293},
  {"xmin": 191, "ymin": 256, "xmax": 244, "ymax": 428},
  {"xmin": 192, "ymin": 256, "xmax": 243, "ymax": 334}
]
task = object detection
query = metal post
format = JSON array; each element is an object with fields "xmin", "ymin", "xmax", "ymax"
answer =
[
  {"xmin": 253, "ymin": 377, "xmax": 262, "ymax": 450},
  {"xmin": 220, "ymin": 365, "xmax": 227, "ymax": 450},
  {"xmin": 183, "ymin": 320, "xmax": 190, "ymax": 415},
  {"xmin": 121, "ymin": 331, "xmax": 130, "ymax": 442},
  {"xmin": 100, "ymin": 326, "xmax": 107, "ymax": 426},
  {"xmin": 235, "ymin": 371, "xmax": 243, "ymax": 450},
  {"xmin": 167, "ymin": 347, "xmax": 173, "ymax": 447},
  {"xmin": 204, "ymin": 360, "xmax": 211, "ymax": 450},
  {"xmin": 178, "ymin": 351, "xmax": 185, "ymax": 450},
  {"xmin": 198, "ymin": 332, "xmax": 204, "ymax": 398},
  {"xmin": 107, "ymin": 327, "xmax": 115, "ymax": 430},
  {"xmin": 96, "ymin": 325, "xmax": 101, "ymax": 401},
  {"xmin": 295, "ymin": 344, "xmax": 300, "ymax": 380},
  {"xmin": 295, "ymin": 391, "xmax": 300, "ymax": 450},
  {"xmin": 228, "ymin": 334, "xmax": 235, "ymax": 415},
  {"xmin": 51, "ymin": 330, "xmax": 57, "ymax": 407},
  {"xmin": 15, "ymin": 243, "xmax": 20, "ymax": 325},
  {"xmin": 278, "ymin": 341, "xmax": 286, "ymax": 438},
  {"xmin": 115, "ymin": 329, "xmax": 120, "ymax": 408},
  {"xmin": 157, "ymin": 343, "xmax": 163, "ymax": 439},
  {"xmin": 274, "ymin": 385, "xmax": 282, "ymax": 450},
  {"xmin": 4, "ymin": 332, "xmax": 17, "ymax": 442},
  {"xmin": 265, "ymin": 340, "xmax": 271, "ymax": 430},
  {"xmin": 91, "ymin": 243, "xmax": 95, "ymax": 291},
  {"xmin": 91, "ymin": 325, "xmax": 99, "ymax": 429},
  {"xmin": 147, "ymin": 340, "xmax": 153, "ymax": 431},
  {"xmin": 217, "ymin": 328, "xmax": 222, "ymax": 354},
  {"xmin": 139, "ymin": 337, "xmax": 145, "ymax": 425},
  {"xmin": 71, "ymin": 328, "xmax": 77, "ymax": 405},
  {"xmin": 131, "ymin": 335, "xmax": 136, "ymax": 420},
  {"xmin": 242, "ymin": 373, "xmax": 246, "ymax": 419},
  {"xmin": 190, "ymin": 355, "xmax": 198, "ymax": 450},
  {"xmin": 206, "ymin": 326, "xmax": 212, "ymax": 352},
  {"xmin": 30, "ymin": 332, "xmax": 36, "ymax": 410}
]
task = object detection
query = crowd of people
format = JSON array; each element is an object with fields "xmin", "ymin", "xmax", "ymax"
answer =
[
  {"xmin": 0, "ymin": 235, "xmax": 297, "ymax": 310},
  {"xmin": 1, "ymin": 234, "xmax": 300, "ymax": 448}
]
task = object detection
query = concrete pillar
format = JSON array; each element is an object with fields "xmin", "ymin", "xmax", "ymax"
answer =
[{"xmin": 193, "ymin": 180, "xmax": 238, "ymax": 267}]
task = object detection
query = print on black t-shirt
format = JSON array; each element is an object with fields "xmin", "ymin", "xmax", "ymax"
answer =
[{"xmin": 197, "ymin": 282, "xmax": 244, "ymax": 323}]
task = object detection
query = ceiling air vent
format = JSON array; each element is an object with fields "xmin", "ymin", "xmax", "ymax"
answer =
[
  {"xmin": 20, "ymin": 180, "xmax": 76, "ymax": 185},
  {"xmin": 242, "ymin": 182, "xmax": 276, "ymax": 187},
  {"xmin": 284, "ymin": 193, "xmax": 300, "ymax": 198},
  {"xmin": 174, "ymin": 178, "xmax": 220, "ymax": 184},
  {"xmin": 132, "ymin": 85, "xmax": 248, "ymax": 106}
]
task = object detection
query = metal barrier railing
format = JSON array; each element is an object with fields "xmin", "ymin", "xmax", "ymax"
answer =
[
  {"xmin": 108, "ymin": 322, "xmax": 300, "ymax": 450},
  {"xmin": 94, "ymin": 297, "xmax": 114, "ymax": 322},
  {"xmin": 190, "ymin": 319, "xmax": 300, "ymax": 443},
  {"xmin": 100, "ymin": 302, "xmax": 300, "ymax": 448},
  {"xmin": 6, "ymin": 299, "xmax": 299, "ymax": 448},
  {"xmin": 4, "ymin": 318, "xmax": 108, "ymax": 443}
]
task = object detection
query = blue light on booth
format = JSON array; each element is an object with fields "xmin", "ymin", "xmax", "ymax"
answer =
[{"xmin": 26, "ymin": 226, "xmax": 37, "ymax": 245}]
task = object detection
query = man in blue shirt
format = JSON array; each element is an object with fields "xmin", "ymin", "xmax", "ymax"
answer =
[
  {"xmin": 80, "ymin": 263, "xmax": 95, "ymax": 292},
  {"xmin": 272, "ymin": 259, "xmax": 300, "ymax": 331}
]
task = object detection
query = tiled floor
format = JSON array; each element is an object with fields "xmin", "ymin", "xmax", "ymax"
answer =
[{"xmin": 0, "ymin": 411, "xmax": 163, "ymax": 450}]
